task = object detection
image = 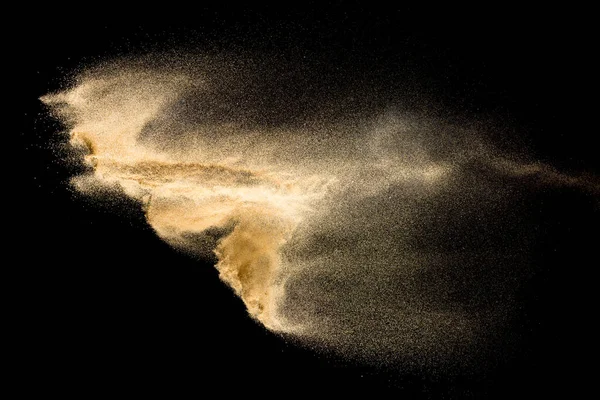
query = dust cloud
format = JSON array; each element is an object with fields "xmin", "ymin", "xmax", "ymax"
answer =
[{"xmin": 42, "ymin": 56, "xmax": 598, "ymax": 366}]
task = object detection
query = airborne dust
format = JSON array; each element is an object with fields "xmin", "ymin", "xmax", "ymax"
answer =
[{"xmin": 42, "ymin": 56, "xmax": 598, "ymax": 367}]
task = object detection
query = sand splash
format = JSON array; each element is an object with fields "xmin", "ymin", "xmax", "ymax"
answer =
[{"xmin": 42, "ymin": 57, "xmax": 598, "ymax": 364}]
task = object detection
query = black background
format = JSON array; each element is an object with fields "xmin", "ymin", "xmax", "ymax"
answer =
[{"xmin": 17, "ymin": 7, "xmax": 597, "ymax": 398}]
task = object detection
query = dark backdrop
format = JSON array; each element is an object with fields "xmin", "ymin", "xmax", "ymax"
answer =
[{"xmin": 16, "ymin": 8, "xmax": 596, "ymax": 398}]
